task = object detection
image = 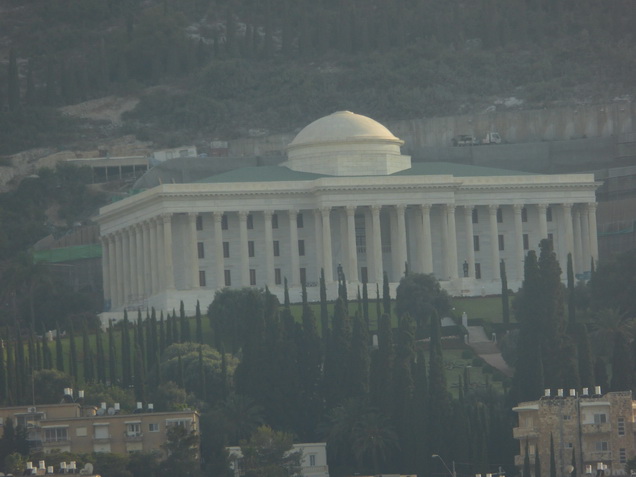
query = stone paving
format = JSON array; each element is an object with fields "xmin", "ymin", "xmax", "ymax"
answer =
[{"xmin": 466, "ymin": 325, "xmax": 514, "ymax": 377}]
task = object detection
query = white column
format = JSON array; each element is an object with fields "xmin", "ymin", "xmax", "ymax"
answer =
[
  {"xmin": 537, "ymin": 204, "xmax": 548, "ymax": 244},
  {"xmin": 107, "ymin": 234, "xmax": 118, "ymax": 308},
  {"xmin": 149, "ymin": 219, "xmax": 158, "ymax": 294},
  {"xmin": 420, "ymin": 204, "xmax": 433, "ymax": 274},
  {"xmin": 188, "ymin": 213, "xmax": 199, "ymax": 289},
  {"xmin": 156, "ymin": 216, "xmax": 166, "ymax": 291},
  {"xmin": 288, "ymin": 209, "xmax": 300, "ymax": 286},
  {"xmin": 440, "ymin": 206, "xmax": 448, "ymax": 278},
  {"xmin": 115, "ymin": 232, "xmax": 124, "ymax": 307},
  {"xmin": 573, "ymin": 207, "xmax": 583, "ymax": 274},
  {"xmin": 581, "ymin": 208, "xmax": 590, "ymax": 272},
  {"xmin": 128, "ymin": 227, "xmax": 138, "ymax": 300},
  {"xmin": 313, "ymin": 210, "xmax": 323, "ymax": 277},
  {"xmin": 513, "ymin": 204, "xmax": 525, "ymax": 281},
  {"xmin": 135, "ymin": 224, "xmax": 144, "ymax": 298},
  {"xmin": 122, "ymin": 229, "xmax": 131, "ymax": 305},
  {"xmin": 263, "ymin": 210, "xmax": 275, "ymax": 287},
  {"xmin": 101, "ymin": 236, "xmax": 111, "ymax": 309},
  {"xmin": 395, "ymin": 205, "xmax": 407, "ymax": 279},
  {"xmin": 489, "ymin": 205, "xmax": 500, "ymax": 280},
  {"xmin": 346, "ymin": 205, "xmax": 359, "ymax": 283},
  {"xmin": 587, "ymin": 202, "xmax": 599, "ymax": 265},
  {"xmin": 371, "ymin": 205, "xmax": 383, "ymax": 283},
  {"xmin": 446, "ymin": 204, "xmax": 458, "ymax": 279},
  {"xmin": 562, "ymin": 203, "xmax": 574, "ymax": 269},
  {"xmin": 213, "ymin": 212, "xmax": 225, "ymax": 288},
  {"xmin": 142, "ymin": 221, "xmax": 151, "ymax": 296},
  {"xmin": 238, "ymin": 211, "xmax": 250, "ymax": 286},
  {"xmin": 162, "ymin": 213, "xmax": 175, "ymax": 290},
  {"xmin": 463, "ymin": 206, "xmax": 475, "ymax": 278},
  {"xmin": 321, "ymin": 207, "xmax": 333, "ymax": 282}
]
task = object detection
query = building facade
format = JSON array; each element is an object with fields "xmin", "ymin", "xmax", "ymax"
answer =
[
  {"xmin": 0, "ymin": 402, "xmax": 198, "ymax": 456},
  {"xmin": 96, "ymin": 111, "xmax": 599, "ymax": 313},
  {"xmin": 513, "ymin": 389, "xmax": 635, "ymax": 477},
  {"xmin": 227, "ymin": 442, "xmax": 329, "ymax": 477}
]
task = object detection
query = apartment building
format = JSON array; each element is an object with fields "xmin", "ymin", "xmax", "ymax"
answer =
[
  {"xmin": 227, "ymin": 442, "xmax": 329, "ymax": 477},
  {"xmin": 0, "ymin": 402, "xmax": 199, "ymax": 456},
  {"xmin": 513, "ymin": 388, "xmax": 635, "ymax": 477}
]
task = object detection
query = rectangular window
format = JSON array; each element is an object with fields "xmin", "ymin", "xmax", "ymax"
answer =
[
  {"xmin": 521, "ymin": 207, "xmax": 528, "ymax": 222},
  {"xmin": 309, "ymin": 455, "xmax": 316, "ymax": 467},
  {"xmin": 275, "ymin": 268, "xmax": 282, "ymax": 285},
  {"xmin": 247, "ymin": 214, "xmax": 254, "ymax": 229},
  {"xmin": 44, "ymin": 428, "xmax": 68, "ymax": 442},
  {"xmin": 196, "ymin": 215, "xmax": 203, "ymax": 231},
  {"xmin": 223, "ymin": 242, "xmax": 230, "ymax": 258},
  {"xmin": 76, "ymin": 427, "xmax": 87, "ymax": 437},
  {"xmin": 197, "ymin": 242, "xmax": 205, "ymax": 259},
  {"xmin": 594, "ymin": 414, "xmax": 607, "ymax": 424},
  {"xmin": 126, "ymin": 423, "xmax": 142, "ymax": 437},
  {"xmin": 523, "ymin": 234, "xmax": 529, "ymax": 250},
  {"xmin": 93, "ymin": 426, "xmax": 108, "ymax": 439},
  {"xmin": 497, "ymin": 208, "xmax": 503, "ymax": 223},
  {"xmin": 548, "ymin": 233, "xmax": 554, "ymax": 245},
  {"xmin": 475, "ymin": 263, "xmax": 481, "ymax": 279},
  {"xmin": 250, "ymin": 269, "xmax": 256, "ymax": 286},
  {"xmin": 300, "ymin": 268, "xmax": 307, "ymax": 285},
  {"xmin": 473, "ymin": 235, "xmax": 480, "ymax": 252},
  {"xmin": 618, "ymin": 417, "xmax": 625, "ymax": 436},
  {"xmin": 224, "ymin": 270, "xmax": 231, "ymax": 286},
  {"xmin": 297, "ymin": 213, "xmax": 304, "ymax": 228},
  {"xmin": 273, "ymin": 240, "xmax": 280, "ymax": 257},
  {"xmin": 620, "ymin": 448, "xmax": 627, "ymax": 464},
  {"xmin": 498, "ymin": 234, "xmax": 505, "ymax": 251},
  {"xmin": 563, "ymin": 415, "xmax": 571, "ymax": 421},
  {"xmin": 199, "ymin": 271, "xmax": 206, "ymax": 287},
  {"xmin": 595, "ymin": 441, "xmax": 609, "ymax": 451},
  {"xmin": 546, "ymin": 206, "xmax": 553, "ymax": 222},
  {"xmin": 472, "ymin": 208, "xmax": 479, "ymax": 224},
  {"xmin": 361, "ymin": 267, "xmax": 368, "ymax": 283},
  {"xmin": 298, "ymin": 239, "xmax": 305, "ymax": 256},
  {"xmin": 221, "ymin": 214, "xmax": 228, "ymax": 230},
  {"xmin": 272, "ymin": 213, "xmax": 278, "ymax": 229},
  {"xmin": 248, "ymin": 240, "xmax": 255, "ymax": 258},
  {"xmin": 149, "ymin": 423, "xmax": 159, "ymax": 432}
]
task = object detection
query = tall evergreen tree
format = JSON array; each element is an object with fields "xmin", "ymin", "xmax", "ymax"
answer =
[
  {"xmin": 108, "ymin": 320, "xmax": 117, "ymax": 386},
  {"xmin": 370, "ymin": 313, "xmax": 394, "ymax": 417},
  {"xmin": 69, "ymin": 325, "xmax": 78, "ymax": 382},
  {"xmin": 362, "ymin": 280, "xmax": 370, "ymax": 328},
  {"xmin": 42, "ymin": 333, "xmax": 52, "ymax": 370},
  {"xmin": 567, "ymin": 253, "xmax": 576, "ymax": 325},
  {"xmin": 350, "ymin": 311, "xmax": 370, "ymax": 397},
  {"xmin": 382, "ymin": 271, "xmax": 391, "ymax": 315},
  {"xmin": 428, "ymin": 309, "xmax": 450, "ymax": 455},
  {"xmin": 180, "ymin": 300, "xmax": 191, "ymax": 342},
  {"xmin": 96, "ymin": 326, "xmax": 106, "ymax": 384},
  {"xmin": 324, "ymin": 298, "xmax": 353, "ymax": 408},
  {"xmin": 534, "ymin": 444, "xmax": 542, "ymax": 477},
  {"xmin": 549, "ymin": 433, "xmax": 557, "ymax": 477},
  {"xmin": 122, "ymin": 311, "xmax": 132, "ymax": 387},
  {"xmin": 195, "ymin": 300, "xmax": 203, "ymax": 344},
  {"xmin": 134, "ymin": 344, "xmax": 146, "ymax": 403},
  {"xmin": 55, "ymin": 324, "xmax": 64, "ymax": 372},
  {"xmin": 7, "ymin": 49, "xmax": 20, "ymax": 111},
  {"xmin": 82, "ymin": 324, "xmax": 94, "ymax": 383},
  {"xmin": 501, "ymin": 259, "xmax": 510, "ymax": 324},
  {"xmin": 6, "ymin": 340, "xmax": 14, "ymax": 404},
  {"xmin": 319, "ymin": 269, "xmax": 329, "ymax": 342},
  {"xmin": 523, "ymin": 441, "xmax": 531, "ymax": 477}
]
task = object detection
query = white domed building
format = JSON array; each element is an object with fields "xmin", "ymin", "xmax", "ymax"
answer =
[{"xmin": 97, "ymin": 111, "xmax": 599, "ymax": 313}]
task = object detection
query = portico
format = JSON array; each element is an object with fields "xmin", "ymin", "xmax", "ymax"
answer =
[{"xmin": 97, "ymin": 112, "xmax": 599, "ymax": 313}]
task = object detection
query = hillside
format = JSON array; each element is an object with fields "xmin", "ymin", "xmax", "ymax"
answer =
[{"xmin": 0, "ymin": 0, "xmax": 635, "ymax": 158}]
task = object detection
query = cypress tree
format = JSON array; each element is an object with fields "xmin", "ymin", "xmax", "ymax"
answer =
[
  {"xmin": 7, "ymin": 49, "xmax": 20, "ymax": 111},
  {"xmin": 69, "ymin": 324, "xmax": 78, "ymax": 382},
  {"xmin": 428, "ymin": 309, "xmax": 450, "ymax": 454},
  {"xmin": 172, "ymin": 309, "xmax": 179, "ymax": 344},
  {"xmin": 159, "ymin": 311, "xmax": 166, "ymax": 353},
  {"xmin": 15, "ymin": 331, "xmax": 26, "ymax": 402},
  {"xmin": 362, "ymin": 280, "xmax": 369, "ymax": 328},
  {"xmin": 27, "ymin": 330, "xmax": 36, "ymax": 372},
  {"xmin": 42, "ymin": 333, "xmax": 52, "ymax": 370},
  {"xmin": 350, "ymin": 311, "xmax": 370, "ymax": 397},
  {"xmin": 501, "ymin": 259, "xmax": 510, "ymax": 324},
  {"xmin": 0, "ymin": 341, "xmax": 7, "ymax": 404},
  {"xmin": 146, "ymin": 309, "xmax": 155, "ymax": 371},
  {"xmin": 523, "ymin": 441, "xmax": 531, "ymax": 477},
  {"xmin": 376, "ymin": 284, "xmax": 382, "ymax": 326},
  {"xmin": 382, "ymin": 271, "xmax": 391, "ymax": 315},
  {"xmin": 82, "ymin": 324, "xmax": 94, "ymax": 383},
  {"xmin": 370, "ymin": 313, "xmax": 394, "ymax": 417},
  {"xmin": 571, "ymin": 447, "xmax": 577, "ymax": 477},
  {"xmin": 180, "ymin": 300, "xmax": 191, "ymax": 342},
  {"xmin": 324, "ymin": 298, "xmax": 352, "ymax": 408},
  {"xmin": 567, "ymin": 253, "xmax": 576, "ymax": 325},
  {"xmin": 394, "ymin": 313, "xmax": 416, "ymax": 462},
  {"xmin": 610, "ymin": 332, "xmax": 632, "ymax": 391},
  {"xmin": 136, "ymin": 310, "xmax": 145, "ymax": 373},
  {"xmin": 534, "ymin": 443, "xmax": 542, "ymax": 477},
  {"xmin": 195, "ymin": 300, "xmax": 203, "ymax": 344},
  {"xmin": 133, "ymin": 345, "xmax": 145, "ymax": 403},
  {"xmin": 6, "ymin": 340, "xmax": 14, "ymax": 404},
  {"xmin": 412, "ymin": 347, "xmax": 430, "ymax": 477},
  {"xmin": 55, "ymin": 324, "xmax": 64, "ymax": 372},
  {"xmin": 108, "ymin": 320, "xmax": 117, "ymax": 386},
  {"xmin": 549, "ymin": 433, "xmax": 557, "ymax": 477},
  {"xmin": 25, "ymin": 61, "xmax": 36, "ymax": 106},
  {"xmin": 576, "ymin": 323, "xmax": 595, "ymax": 389},
  {"xmin": 319, "ymin": 269, "xmax": 328, "ymax": 342},
  {"xmin": 35, "ymin": 330, "xmax": 42, "ymax": 371},
  {"xmin": 122, "ymin": 311, "xmax": 132, "ymax": 387},
  {"xmin": 96, "ymin": 326, "xmax": 106, "ymax": 384}
]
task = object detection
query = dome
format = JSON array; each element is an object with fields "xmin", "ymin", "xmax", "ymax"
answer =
[
  {"xmin": 288, "ymin": 111, "xmax": 402, "ymax": 149},
  {"xmin": 284, "ymin": 111, "xmax": 411, "ymax": 176}
]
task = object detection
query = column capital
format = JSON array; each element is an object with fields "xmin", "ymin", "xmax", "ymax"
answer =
[
  {"xmin": 263, "ymin": 210, "xmax": 273, "ymax": 219},
  {"xmin": 187, "ymin": 212, "xmax": 197, "ymax": 219},
  {"xmin": 488, "ymin": 204, "xmax": 499, "ymax": 215},
  {"xmin": 161, "ymin": 212, "xmax": 172, "ymax": 223},
  {"xmin": 587, "ymin": 202, "xmax": 597, "ymax": 212},
  {"xmin": 463, "ymin": 204, "xmax": 474, "ymax": 213},
  {"xmin": 288, "ymin": 208, "xmax": 298, "ymax": 218},
  {"xmin": 513, "ymin": 203, "xmax": 523, "ymax": 214},
  {"xmin": 420, "ymin": 203, "xmax": 431, "ymax": 213},
  {"xmin": 238, "ymin": 210, "xmax": 249, "ymax": 220},
  {"xmin": 562, "ymin": 202, "xmax": 573, "ymax": 210},
  {"xmin": 395, "ymin": 204, "xmax": 406, "ymax": 213},
  {"xmin": 445, "ymin": 203, "xmax": 456, "ymax": 213},
  {"xmin": 346, "ymin": 205, "xmax": 357, "ymax": 216},
  {"xmin": 321, "ymin": 206, "xmax": 331, "ymax": 216},
  {"xmin": 537, "ymin": 203, "xmax": 549, "ymax": 212},
  {"xmin": 371, "ymin": 204, "xmax": 381, "ymax": 215},
  {"xmin": 212, "ymin": 211, "xmax": 223, "ymax": 223}
]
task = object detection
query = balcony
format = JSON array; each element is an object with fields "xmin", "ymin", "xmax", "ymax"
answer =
[
  {"xmin": 124, "ymin": 432, "xmax": 143, "ymax": 442},
  {"xmin": 513, "ymin": 427, "xmax": 538, "ymax": 439},
  {"xmin": 581, "ymin": 422, "xmax": 611, "ymax": 434}
]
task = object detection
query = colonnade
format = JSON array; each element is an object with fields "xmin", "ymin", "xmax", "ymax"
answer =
[{"xmin": 101, "ymin": 201, "xmax": 598, "ymax": 310}]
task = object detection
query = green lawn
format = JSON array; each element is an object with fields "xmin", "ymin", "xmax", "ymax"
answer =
[{"xmin": 452, "ymin": 295, "xmax": 515, "ymax": 324}]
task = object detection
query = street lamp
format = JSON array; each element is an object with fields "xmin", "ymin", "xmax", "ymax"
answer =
[{"xmin": 432, "ymin": 454, "xmax": 457, "ymax": 477}]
